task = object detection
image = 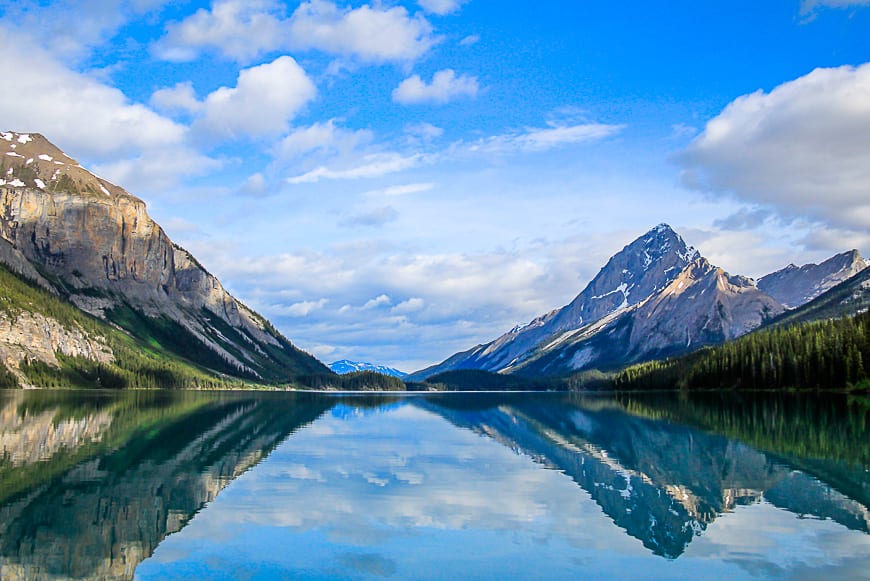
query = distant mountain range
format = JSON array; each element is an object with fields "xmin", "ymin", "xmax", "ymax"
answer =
[
  {"xmin": 410, "ymin": 224, "xmax": 868, "ymax": 381},
  {"xmin": 329, "ymin": 360, "xmax": 407, "ymax": 377}
]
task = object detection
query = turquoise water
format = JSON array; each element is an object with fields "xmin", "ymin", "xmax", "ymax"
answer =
[{"xmin": 0, "ymin": 390, "xmax": 867, "ymax": 579}]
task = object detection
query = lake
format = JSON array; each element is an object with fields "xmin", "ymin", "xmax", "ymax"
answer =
[{"xmin": 0, "ymin": 389, "xmax": 867, "ymax": 580}]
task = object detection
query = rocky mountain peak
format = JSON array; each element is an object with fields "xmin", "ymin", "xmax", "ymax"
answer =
[
  {"xmin": 0, "ymin": 131, "xmax": 130, "ymax": 200},
  {"xmin": 758, "ymin": 249, "xmax": 869, "ymax": 309},
  {"xmin": 329, "ymin": 360, "xmax": 407, "ymax": 377},
  {"xmin": 549, "ymin": 224, "xmax": 700, "ymax": 333},
  {"xmin": 0, "ymin": 131, "xmax": 329, "ymax": 384},
  {"xmin": 409, "ymin": 224, "xmax": 708, "ymax": 380}
]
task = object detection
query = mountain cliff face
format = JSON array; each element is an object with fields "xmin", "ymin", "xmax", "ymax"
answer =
[
  {"xmin": 511, "ymin": 256, "xmax": 784, "ymax": 376},
  {"xmin": 757, "ymin": 250, "xmax": 868, "ymax": 309},
  {"xmin": 0, "ymin": 132, "xmax": 328, "ymax": 386},
  {"xmin": 767, "ymin": 265, "xmax": 870, "ymax": 328},
  {"xmin": 411, "ymin": 224, "xmax": 701, "ymax": 379},
  {"xmin": 412, "ymin": 224, "xmax": 787, "ymax": 379}
]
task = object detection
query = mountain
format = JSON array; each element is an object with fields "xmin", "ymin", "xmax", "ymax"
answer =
[
  {"xmin": 766, "ymin": 265, "xmax": 870, "ymax": 328},
  {"xmin": 409, "ymin": 224, "xmax": 700, "ymax": 379},
  {"xmin": 410, "ymin": 224, "xmax": 783, "ymax": 380},
  {"xmin": 0, "ymin": 131, "xmax": 330, "ymax": 387},
  {"xmin": 757, "ymin": 250, "xmax": 868, "ymax": 309},
  {"xmin": 511, "ymin": 256, "xmax": 783, "ymax": 377},
  {"xmin": 329, "ymin": 360, "xmax": 407, "ymax": 377}
]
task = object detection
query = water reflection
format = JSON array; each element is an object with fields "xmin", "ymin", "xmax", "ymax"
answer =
[
  {"xmin": 419, "ymin": 393, "xmax": 870, "ymax": 559},
  {"xmin": 0, "ymin": 391, "xmax": 330, "ymax": 580},
  {"xmin": 0, "ymin": 390, "xmax": 866, "ymax": 580}
]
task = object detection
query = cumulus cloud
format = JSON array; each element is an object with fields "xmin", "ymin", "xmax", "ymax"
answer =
[
  {"xmin": 242, "ymin": 172, "xmax": 268, "ymax": 196},
  {"xmin": 154, "ymin": 0, "xmax": 287, "ymax": 62},
  {"xmin": 417, "ymin": 0, "xmax": 469, "ymax": 15},
  {"xmin": 392, "ymin": 297, "xmax": 425, "ymax": 314},
  {"xmin": 4, "ymin": 0, "xmax": 171, "ymax": 61},
  {"xmin": 150, "ymin": 81, "xmax": 203, "ymax": 115},
  {"xmin": 92, "ymin": 149, "xmax": 223, "ymax": 193},
  {"xmin": 0, "ymin": 28, "xmax": 213, "ymax": 191},
  {"xmin": 0, "ymin": 30, "xmax": 183, "ymax": 158},
  {"xmin": 287, "ymin": 0, "xmax": 439, "ymax": 63},
  {"xmin": 404, "ymin": 122, "xmax": 444, "ymax": 141},
  {"xmin": 363, "ymin": 294, "xmax": 393, "ymax": 309},
  {"xmin": 151, "ymin": 56, "xmax": 316, "ymax": 143},
  {"xmin": 393, "ymin": 69, "xmax": 480, "ymax": 105},
  {"xmin": 154, "ymin": 0, "xmax": 439, "ymax": 64},
  {"xmin": 678, "ymin": 63, "xmax": 870, "ymax": 231},
  {"xmin": 279, "ymin": 298, "xmax": 329, "ymax": 317},
  {"xmin": 274, "ymin": 120, "xmax": 373, "ymax": 160},
  {"xmin": 185, "ymin": 238, "xmax": 562, "ymax": 371},
  {"xmin": 194, "ymin": 56, "xmax": 317, "ymax": 139}
]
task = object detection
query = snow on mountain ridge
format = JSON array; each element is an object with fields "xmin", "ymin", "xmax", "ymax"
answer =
[
  {"xmin": 758, "ymin": 250, "xmax": 869, "ymax": 309},
  {"xmin": 329, "ymin": 360, "xmax": 407, "ymax": 377},
  {"xmin": 409, "ymin": 224, "xmax": 702, "ymax": 380}
]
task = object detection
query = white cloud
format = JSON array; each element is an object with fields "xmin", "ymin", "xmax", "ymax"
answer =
[
  {"xmin": 418, "ymin": 0, "xmax": 469, "ymax": 15},
  {"xmin": 404, "ymin": 122, "xmax": 444, "ymax": 142},
  {"xmin": 3, "ymin": 0, "xmax": 171, "ymax": 61},
  {"xmin": 392, "ymin": 297, "xmax": 425, "ymax": 314},
  {"xmin": 280, "ymin": 298, "xmax": 329, "ymax": 317},
  {"xmin": 466, "ymin": 122, "xmax": 625, "ymax": 154},
  {"xmin": 287, "ymin": 0, "xmax": 439, "ymax": 63},
  {"xmin": 678, "ymin": 63, "xmax": 870, "ymax": 231},
  {"xmin": 150, "ymin": 81, "xmax": 203, "ymax": 115},
  {"xmin": 459, "ymin": 34, "xmax": 480, "ymax": 46},
  {"xmin": 274, "ymin": 120, "xmax": 373, "ymax": 160},
  {"xmin": 195, "ymin": 56, "xmax": 317, "ymax": 139},
  {"xmin": 153, "ymin": 0, "xmax": 440, "ymax": 64},
  {"xmin": 0, "ymin": 28, "xmax": 212, "ymax": 192},
  {"xmin": 798, "ymin": 227, "xmax": 870, "ymax": 254},
  {"xmin": 363, "ymin": 183, "xmax": 434, "ymax": 198},
  {"xmin": 92, "ymin": 148, "xmax": 223, "ymax": 192},
  {"xmin": 154, "ymin": 0, "xmax": 287, "ymax": 62},
  {"xmin": 286, "ymin": 152, "xmax": 425, "ymax": 183},
  {"xmin": 0, "ymin": 29, "xmax": 183, "ymax": 159},
  {"xmin": 363, "ymin": 294, "xmax": 392, "ymax": 309},
  {"xmin": 242, "ymin": 172, "xmax": 268, "ymax": 195},
  {"xmin": 187, "ymin": 239, "xmax": 563, "ymax": 371},
  {"xmin": 800, "ymin": 0, "xmax": 870, "ymax": 14},
  {"xmin": 393, "ymin": 69, "xmax": 480, "ymax": 105}
]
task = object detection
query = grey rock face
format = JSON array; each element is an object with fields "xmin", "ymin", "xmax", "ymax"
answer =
[
  {"xmin": 512, "ymin": 257, "xmax": 784, "ymax": 376},
  {"xmin": 625, "ymin": 258, "xmax": 785, "ymax": 360},
  {"xmin": 0, "ymin": 132, "xmax": 328, "ymax": 381},
  {"xmin": 411, "ymin": 224, "xmax": 700, "ymax": 379},
  {"xmin": 413, "ymin": 225, "xmax": 797, "ymax": 379},
  {"xmin": 757, "ymin": 250, "xmax": 868, "ymax": 309}
]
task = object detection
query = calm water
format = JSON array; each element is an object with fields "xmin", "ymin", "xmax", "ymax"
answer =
[{"xmin": 0, "ymin": 390, "xmax": 868, "ymax": 580}]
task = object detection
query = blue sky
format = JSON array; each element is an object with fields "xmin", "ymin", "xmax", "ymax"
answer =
[{"xmin": 1, "ymin": 0, "xmax": 869, "ymax": 371}]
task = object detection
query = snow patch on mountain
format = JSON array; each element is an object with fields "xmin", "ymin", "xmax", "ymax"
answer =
[{"xmin": 330, "ymin": 360, "xmax": 407, "ymax": 377}]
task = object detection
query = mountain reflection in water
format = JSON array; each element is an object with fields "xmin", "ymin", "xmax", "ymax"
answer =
[{"xmin": 0, "ymin": 390, "xmax": 866, "ymax": 580}]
